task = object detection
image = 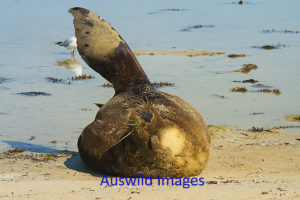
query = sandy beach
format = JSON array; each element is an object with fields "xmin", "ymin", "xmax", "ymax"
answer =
[
  {"xmin": 1, "ymin": 126, "xmax": 299, "ymax": 200},
  {"xmin": 1, "ymin": 1, "xmax": 300, "ymax": 200}
]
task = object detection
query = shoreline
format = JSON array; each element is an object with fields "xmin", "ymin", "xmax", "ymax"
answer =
[{"xmin": 0, "ymin": 126, "xmax": 299, "ymax": 199}]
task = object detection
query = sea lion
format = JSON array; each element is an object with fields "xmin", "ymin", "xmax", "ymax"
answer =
[{"xmin": 69, "ymin": 7, "xmax": 210, "ymax": 178}]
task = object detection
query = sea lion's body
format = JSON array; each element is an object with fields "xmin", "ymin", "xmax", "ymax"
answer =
[{"xmin": 69, "ymin": 7, "xmax": 210, "ymax": 177}]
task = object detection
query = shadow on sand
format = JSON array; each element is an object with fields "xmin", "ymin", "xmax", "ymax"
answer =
[{"xmin": 64, "ymin": 153, "xmax": 104, "ymax": 177}]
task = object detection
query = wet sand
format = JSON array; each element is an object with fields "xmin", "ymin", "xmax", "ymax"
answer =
[{"xmin": 1, "ymin": 127, "xmax": 299, "ymax": 200}]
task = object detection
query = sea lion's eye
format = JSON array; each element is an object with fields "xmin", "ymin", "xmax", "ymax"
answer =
[{"xmin": 136, "ymin": 109, "xmax": 153, "ymax": 123}]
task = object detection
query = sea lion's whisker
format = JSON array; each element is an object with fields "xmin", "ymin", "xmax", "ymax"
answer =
[
  {"xmin": 144, "ymin": 96, "xmax": 150, "ymax": 104},
  {"xmin": 108, "ymin": 130, "xmax": 134, "ymax": 150}
]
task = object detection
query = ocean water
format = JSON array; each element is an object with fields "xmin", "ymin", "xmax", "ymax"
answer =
[{"xmin": 0, "ymin": 0, "xmax": 300, "ymax": 151}]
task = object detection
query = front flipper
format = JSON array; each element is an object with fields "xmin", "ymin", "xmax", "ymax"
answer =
[{"xmin": 77, "ymin": 93, "xmax": 134, "ymax": 171}]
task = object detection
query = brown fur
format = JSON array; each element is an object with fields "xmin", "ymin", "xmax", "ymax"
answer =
[{"xmin": 70, "ymin": 7, "xmax": 210, "ymax": 178}]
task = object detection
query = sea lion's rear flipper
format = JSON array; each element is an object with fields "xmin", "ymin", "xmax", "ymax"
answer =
[
  {"xmin": 69, "ymin": 7, "xmax": 150, "ymax": 94},
  {"xmin": 78, "ymin": 93, "xmax": 133, "ymax": 170}
]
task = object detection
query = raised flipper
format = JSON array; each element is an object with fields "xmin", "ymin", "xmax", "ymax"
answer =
[{"xmin": 69, "ymin": 7, "xmax": 150, "ymax": 94}]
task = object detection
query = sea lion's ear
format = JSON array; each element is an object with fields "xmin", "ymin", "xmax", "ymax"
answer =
[
  {"xmin": 69, "ymin": 7, "xmax": 150, "ymax": 93},
  {"xmin": 94, "ymin": 103, "xmax": 104, "ymax": 108}
]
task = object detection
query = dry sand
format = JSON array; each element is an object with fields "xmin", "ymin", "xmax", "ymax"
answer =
[
  {"xmin": 132, "ymin": 50, "xmax": 225, "ymax": 57},
  {"xmin": 0, "ymin": 127, "xmax": 299, "ymax": 200}
]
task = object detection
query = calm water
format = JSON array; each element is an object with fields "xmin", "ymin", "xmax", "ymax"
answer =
[{"xmin": 0, "ymin": 0, "xmax": 300, "ymax": 151}]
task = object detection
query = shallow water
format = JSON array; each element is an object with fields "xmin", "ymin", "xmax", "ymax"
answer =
[{"xmin": 0, "ymin": 0, "xmax": 300, "ymax": 151}]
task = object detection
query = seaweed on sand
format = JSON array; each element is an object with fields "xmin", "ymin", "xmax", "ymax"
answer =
[{"xmin": 233, "ymin": 64, "xmax": 257, "ymax": 74}]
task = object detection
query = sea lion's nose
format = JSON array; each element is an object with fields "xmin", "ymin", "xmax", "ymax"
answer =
[{"xmin": 136, "ymin": 109, "xmax": 153, "ymax": 123}]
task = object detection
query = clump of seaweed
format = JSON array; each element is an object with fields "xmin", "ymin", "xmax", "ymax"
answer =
[
  {"xmin": 252, "ymin": 44, "xmax": 288, "ymax": 50},
  {"xmin": 102, "ymin": 83, "xmax": 113, "ymax": 88},
  {"xmin": 47, "ymin": 74, "xmax": 94, "ymax": 84},
  {"xmin": 47, "ymin": 77, "xmax": 70, "ymax": 84},
  {"xmin": 284, "ymin": 114, "xmax": 300, "ymax": 123},
  {"xmin": 250, "ymin": 83, "xmax": 280, "ymax": 95},
  {"xmin": 148, "ymin": 8, "xmax": 190, "ymax": 15},
  {"xmin": 254, "ymin": 88, "xmax": 281, "ymax": 95},
  {"xmin": 50, "ymin": 140, "xmax": 57, "ymax": 144},
  {"xmin": 181, "ymin": 24, "xmax": 215, "ymax": 32},
  {"xmin": 3, "ymin": 148, "xmax": 24, "ymax": 155},
  {"xmin": 233, "ymin": 79, "xmax": 258, "ymax": 83},
  {"xmin": 233, "ymin": 64, "xmax": 257, "ymax": 74},
  {"xmin": 252, "ymin": 83, "xmax": 272, "ymax": 88},
  {"xmin": 250, "ymin": 112, "xmax": 264, "ymax": 115},
  {"xmin": 249, "ymin": 127, "xmax": 271, "ymax": 132},
  {"xmin": 272, "ymin": 125, "xmax": 300, "ymax": 130},
  {"xmin": 81, "ymin": 108, "xmax": 92, "ymax": 111},
  {"xmin": 71, "ymin": 74, "xmax": 94, "ymax": 80},
  {"xmin": 48, "ymin": 77, "xmax": 61, "ymax": 83},
  {"xmin": 230, "ymin": 83, "xmax": 280, "ymax": 95},
  {"xmin": 262, "ymin": 29, "xmax": 275, "ymax": 33},
  {"xmin": 152, "ymin": 81, "xmax": 175, "ymax": 88},
  {"xmin": 283, "ymin": 29, "xmax": 298, "ymax": 33},
  {"xmin": 261, "ymin": 191, "xmax": 269, "ymax": 195},
  {"xmin": 0, "ymin": 150, "xmax": 69, "ymax": 162},
  {"xmin": 164, "ymin": 8, "xmax": 180, "ymax": 11},
  {"xmin": 212, "ymin": 94, "xmax": 225, "ymax": 99},
  {"xmin": 262, "ymin": 45, "xmax": 279, "ymax": 50},
  {"xmin": 193, "ymin": 24, "xmax": 215, "ymax": 28},
  {"xmin": 231, "ymin": 87, "xmax": 247, "ymax": 93},
  {"xmin": 17, "ymin": 92, "xmax": 52, "ymax": 96},
  {"xmin": 228, "ymin": 54, "xmax": 246, "ymax": 58},
  {"xmin": 232, "ymin": 0, "xmax": 248, "ymax": 5},
  {"xmin": 262, "ymin": 29, "xmax": 300, "ymax": 34}
]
